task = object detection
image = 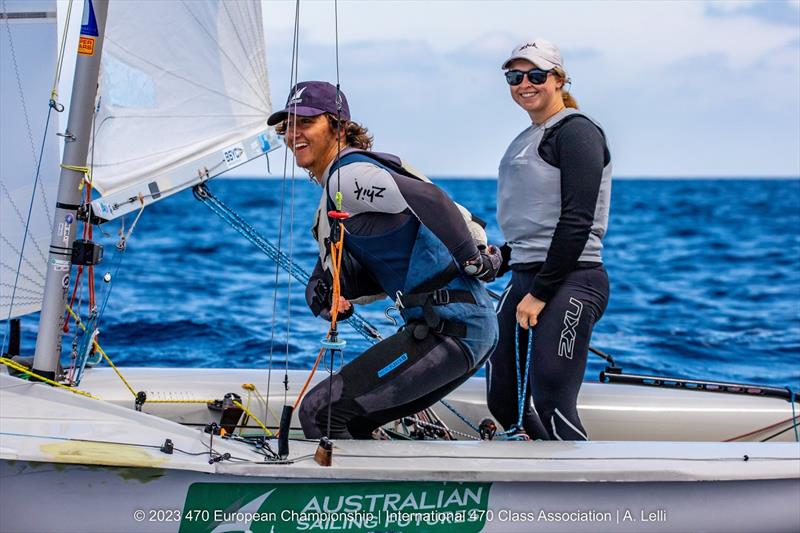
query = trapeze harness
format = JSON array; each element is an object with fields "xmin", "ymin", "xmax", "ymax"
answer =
[{"xmin": 299, "ymin": 149, "xmax": 498, "ymax": 439}]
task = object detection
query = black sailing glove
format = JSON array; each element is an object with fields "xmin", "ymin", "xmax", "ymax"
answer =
[
  {"xmin": 306, "ymin": 278, "xmax": 355, "ymax": 322},
  {"xmin": 306, "ymin": 278, "xmax": 332, "ymax": 318},
  {"xmin": 496, "ymin": 243, "xmax": 512, "ymax": 278},
  {"xmin": 463, "ymin": 245, "xmax": 503, "ymax": 283}
]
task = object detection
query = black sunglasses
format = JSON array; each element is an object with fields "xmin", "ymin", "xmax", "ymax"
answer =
[{"xmin": 505, "ymin": 68, "xmax": 552, "ymax": 86}]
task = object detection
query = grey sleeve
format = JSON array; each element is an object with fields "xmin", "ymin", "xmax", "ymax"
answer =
[
  {"xmin": 391, "ymin": 173, "xmax": 480, "ymax": 265},
  {"xmin": 329, "ymin": 162, "xmax": 479, "ymax": 265}
]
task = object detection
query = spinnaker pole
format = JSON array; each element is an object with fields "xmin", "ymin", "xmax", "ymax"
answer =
[{"xmin": 32, "ymin": 0, "xmax": 108, "ymax": 379}]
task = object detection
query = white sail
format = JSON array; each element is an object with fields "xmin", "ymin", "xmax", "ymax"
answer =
[
  {"xmin": 0, "ymin": 0, "xmax": 60, "ymax": 320},
  {"xmin": 88, "ymin": 0, "xmax": 275, "ymax": 204}
]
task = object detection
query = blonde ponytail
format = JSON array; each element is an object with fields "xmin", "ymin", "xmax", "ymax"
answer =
[
  {"xmin": 562, "ymin": 91, "xmax": 578, "ymax": 109},
  {"xmin": 554, "ymin": 67, "xmax": 578, "ymax": 109}
]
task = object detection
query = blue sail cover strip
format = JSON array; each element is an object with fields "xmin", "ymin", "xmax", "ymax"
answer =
[{"xmin": 192, "ymin": 185, "xmax": 383, "ymax": 343}]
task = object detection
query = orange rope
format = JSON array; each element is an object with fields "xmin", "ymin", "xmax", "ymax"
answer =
[
  {"xmin": 723, "ymin": 415, "xmax": 799, "ymax": 442},
  {"xmin": 328, "ymin": 220, "xmax": 345, "ymax": 328},
  {"xmin": 292, "ymin": 346, "xmax": 327, "ymax": 411},
  {"xmin": 288, "ymin": 220, "xmax": 347, "ymax": 419}
]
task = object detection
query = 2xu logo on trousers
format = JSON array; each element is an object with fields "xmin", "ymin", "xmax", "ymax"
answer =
[{"xmin": 558, "ymin": 297, "xmax": 583, "ymax": 359}]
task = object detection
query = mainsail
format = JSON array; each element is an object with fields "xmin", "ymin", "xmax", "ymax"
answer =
[
  {"xmin": 88, "ymin": 0, "xmax": 278, "ymax": 220},
  {"xmin": 0, "ymin": 0, "xmax": 60, "ymax": 320}
]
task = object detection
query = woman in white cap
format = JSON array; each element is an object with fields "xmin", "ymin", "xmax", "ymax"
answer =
[{"xmin": 488, "ymin": 39, "xmax": 612, "ymax": 440}]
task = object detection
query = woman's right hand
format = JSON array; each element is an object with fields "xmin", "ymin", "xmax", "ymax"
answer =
[{"xmin": 321, "ymin": 296, "xmax": 353, "ymax": 322}]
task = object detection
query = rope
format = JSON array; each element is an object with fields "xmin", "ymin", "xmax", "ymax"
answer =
[
  {"xmin": 494, "ymin": 325, "xmax": 533, "ymax": 440},
  {"xmin": 292, "ymin": 346, "xmax": 327, "ymax": 411},
  {"xmin": 116, "ymin": 195, "xmax": 147, "ymax": 251},
  {"xmin": 59, "ymin": 164, "xmax": 92, "ymax": 190},
  {"xmin": 232, "ymin": 400, "xmax": 273, "ymax": 437},
  {"xmin": 0, "ymin": 357, "xmax": 98, "ymax": 399},
  {"xmin": 438, "ymin": 399, "xmax": 481, "ymax": 435},
  {"xmin": 193, "ymin": 185, "xmax": 382, "ymax": 342},
  {"xmin": 241, "ymin": 383, "xmax": 281, "ymax": 425},
  {"xmin": 404, "ymin": 415, "xmax": 479, "ymax": 441}
]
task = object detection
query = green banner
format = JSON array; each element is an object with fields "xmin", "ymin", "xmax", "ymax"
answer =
[{"xmin": 180, "ymin": 480, "xmax": 491, "ymax": 532}]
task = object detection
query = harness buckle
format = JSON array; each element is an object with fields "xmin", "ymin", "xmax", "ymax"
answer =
[{"xmin": 433, "ymin": 288, "xmax": 450, "ymax": 305}]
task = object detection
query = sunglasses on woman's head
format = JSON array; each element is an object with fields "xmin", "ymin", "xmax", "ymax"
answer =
[{"xmin": 505, "ymin": 68, "xmax": 552, "ymax": 86}]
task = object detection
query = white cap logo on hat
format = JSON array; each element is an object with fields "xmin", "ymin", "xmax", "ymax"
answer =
[
  {"xmin": 288, "ymin": 86, "xmax": 307, "ymax": 105},
  {"xmin": 502, "ymin": 38, "xmax": 565, "ymax": 73}
]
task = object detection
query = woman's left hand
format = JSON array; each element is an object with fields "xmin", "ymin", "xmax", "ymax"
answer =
[{"xmin": 516, "ymin": 294, "xmax": 546, "ymax": 329}]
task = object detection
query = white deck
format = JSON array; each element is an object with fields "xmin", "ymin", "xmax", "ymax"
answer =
[{"xmin": 2, "ymin": 371, "xmax": 798, "ymax": 483}]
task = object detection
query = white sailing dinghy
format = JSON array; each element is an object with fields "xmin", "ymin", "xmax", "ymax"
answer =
[{"xmin": 1, "ymin": 1, "xmax": 798, "ymax": 532}]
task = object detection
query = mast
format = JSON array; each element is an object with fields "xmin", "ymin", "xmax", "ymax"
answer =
[{"xmin": 31, "ymin": 0, "xmax": 108, "ymax": 379}]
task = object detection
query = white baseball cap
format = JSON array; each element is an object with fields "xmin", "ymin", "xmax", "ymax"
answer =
[{"xmin": 502, "ymin": 38, "xmax": 565, "ymax": 72}]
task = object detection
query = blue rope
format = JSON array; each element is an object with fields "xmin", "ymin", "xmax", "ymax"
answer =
[
  {"xmin": 73, "ymin": 311, "xmax": 99, "ymax": 384},
  {"xmin": 788, "ymin": 387, "xmax": 799, "ymax": 442},
  {"xmin": 494, "ymin": 325, "xmax": 533, "ymax": 440},
  {"xmin": 439, "ymin": 398, "xmax": 481, "ymax": 434},
  {"xmin": 515, "ymin": 325, "xmax": 533, "ymax": 429},
  {"xmin": 193, "ymin": 186, "xmax": 383, "ymax": 343}
]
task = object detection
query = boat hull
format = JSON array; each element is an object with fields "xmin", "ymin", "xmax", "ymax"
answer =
[{"xmin": 2, "ymin": 459, "xmax": 799, "ymax": 533}]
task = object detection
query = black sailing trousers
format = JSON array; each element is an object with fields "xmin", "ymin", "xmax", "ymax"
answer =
[{"xmin": 487, "ymin": 265, "xmax": 609, "ymax": 440}]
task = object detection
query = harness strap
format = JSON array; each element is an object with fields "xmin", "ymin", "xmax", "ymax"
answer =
[
  {"xmin": 397, "ymin": 289, "xmax": 475, "ymax": 308},
  {"xmin": 406, "ymin": 320, "xmax": 467, "ymax": 340}
]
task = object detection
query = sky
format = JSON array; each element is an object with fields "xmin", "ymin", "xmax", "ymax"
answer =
[
  {"xmin": 46, "ymin": 0, "xmax": 800, "ymax": 178},
  {"xmin": 257, "ymin": 0, "xmax": 800, "ymax": 178}
]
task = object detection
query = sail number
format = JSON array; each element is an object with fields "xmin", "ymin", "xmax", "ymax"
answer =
[{"xmin": 223, "ymin": 143, "xmax": 246, "ymax": 169}]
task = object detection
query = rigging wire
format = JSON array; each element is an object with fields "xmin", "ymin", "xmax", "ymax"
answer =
[
  {"xmin": 266, "ymin": 0, "xmax": 302, "ymax": 419},
  {"xmin": 50, "ymin": 0, "xmax": 73, "ymax": 112},
  {"xmin": 324, "ymin": 0, "xmax": 344, "ymax": 441}
]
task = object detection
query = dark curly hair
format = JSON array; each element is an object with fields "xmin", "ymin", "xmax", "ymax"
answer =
[{"xmin": 274, "ymin": 114, "xmax": 373, "ymax": 150}]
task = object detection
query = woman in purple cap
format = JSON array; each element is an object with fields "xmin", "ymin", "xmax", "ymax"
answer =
[
  {"xmin": 488, "ymin": 39, "xmax": 612, "ymax": 440},
  {"xmin": 268, "ymin": 81, "xmax": 500, "ymax": 439}
]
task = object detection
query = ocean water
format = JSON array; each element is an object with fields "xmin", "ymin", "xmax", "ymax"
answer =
[{"xmin": 7, "ymin": 178, "xmax": 800, "ymax": 390}]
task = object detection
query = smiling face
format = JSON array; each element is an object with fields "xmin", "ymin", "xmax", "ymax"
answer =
[
  {"xmin": 507, "ymin": 58, "xmax": 564, "ymax": 124},
  {"xmin": 284, "ymin": 114, "xmax": 343, "ymax": 182}
]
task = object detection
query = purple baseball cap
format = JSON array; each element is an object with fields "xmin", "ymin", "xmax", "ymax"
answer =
[{"xmin": 267, "ymin": 81, "xmax": 351, "ymax": 126}]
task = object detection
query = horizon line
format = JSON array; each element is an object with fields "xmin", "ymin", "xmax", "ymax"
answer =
[{"xmin": 222, "ymin": 174, "xmax": 800, "ymax": 181}]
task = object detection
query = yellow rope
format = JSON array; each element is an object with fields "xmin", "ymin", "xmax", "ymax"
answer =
[
  {"xmin": 241, "ymin": 383, "xmax": 280, "ymax": 426},
  {"xmin": 0, "ymin": 357, "xmax": 98, "ymax": 399},
  {"xmin": 146, "ymin": 399, "xmax": 216, "ymax": 404},
  {"xmin": 60, "ymin": 164, "xmax": 91, "ymax": 190},
  {"xmin": 232, "ymin": 400, "xmax": 273, "ymax": 437},
  {"xmin": 65, "ymin": 304, "xmax": 136, "ymax": 398}
]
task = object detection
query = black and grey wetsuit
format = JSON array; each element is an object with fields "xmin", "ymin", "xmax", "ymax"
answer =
[
  {"xmin": 489, "ymin": 108, "xmax": 612, "ymax": 440},
  {"xmin": 299, "ymin": 149, "xmax": 498, "ymax": 439}
]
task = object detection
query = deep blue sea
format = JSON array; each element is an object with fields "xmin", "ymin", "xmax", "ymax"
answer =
[{"xmin": 7, "ymin": 179, "xmax": 800, "ymax": 390}]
